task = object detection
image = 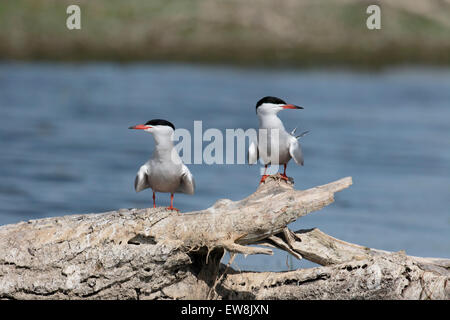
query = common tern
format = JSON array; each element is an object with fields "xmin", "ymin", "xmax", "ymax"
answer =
[
  {"xmin": 248, "ymin": 96, "xmax": 306, "ymax": 183},
  {"xmin": 129, "ymin": 119, "xmax": 195, "ymax": 211}
]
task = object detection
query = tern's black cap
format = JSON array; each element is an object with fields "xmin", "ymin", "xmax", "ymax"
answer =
[
  {"xmin": 144, "ymin": 119, "xmax": 175, "ymax": 130},
  {"xmin": 255, "ymin": 96, "xmax": 287, "ymax": 111}
]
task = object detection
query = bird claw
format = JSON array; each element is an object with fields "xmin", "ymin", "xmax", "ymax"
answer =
[
  {"xmin": 261, "ymin": 174, "xmax": 291, "ymax": 184},
  {"xmin": 259, "ymin": 175, "xmax": 270, "ymax": 184},
  {"xmin": 166, "ymin": 206, "xmax": 180, "ymax": 212}
]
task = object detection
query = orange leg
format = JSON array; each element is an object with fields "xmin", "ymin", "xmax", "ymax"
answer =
[
  {"xmin": 167, "ymin": 193, "xmax": 179, "ymax": 212},
  {"xmin": 153, "ymin": 192, "xmax": 156, "ymax": 208},
  {"xmin": 280, "ymin": 164, "xmax": 289, "ymax": 181},
  {"xmin": 260, "ymin": 165, "xmax": 269, "ymax": 184}
]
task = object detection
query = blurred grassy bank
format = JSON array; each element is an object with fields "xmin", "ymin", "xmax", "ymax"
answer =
[{"xmin": 1, "ymin": 0, "xmax": 450, "ymax": 67}]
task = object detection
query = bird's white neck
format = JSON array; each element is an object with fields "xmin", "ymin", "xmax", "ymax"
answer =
[
  {"xmin": 258, "ymin": 113, "xmax": 285, "ymax": 130},
  {"xmin": 151, "ymin": 133, "xmax": 176, "ymax": 159}
]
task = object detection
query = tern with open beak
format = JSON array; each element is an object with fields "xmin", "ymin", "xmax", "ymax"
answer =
[
  {"xmin": 129, "ymin": 119, "xmax": 195, "ymax": 211},
  {"xmin": 248, "ymin": 96, "xmax": 307, "ymax": 183}
]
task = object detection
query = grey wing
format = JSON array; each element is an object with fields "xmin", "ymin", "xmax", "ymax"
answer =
[
  {"xmin": 177, "ymin": 164, "xmax": 195, "ymax": 195},
  {"xmin": 289, "ymin": 138, "xmax": 304, "ymax": 166},
  {"xmin": 134, "ymin": 164, "xmax": 151, "ymax": 192},
  {"xmin": 248, "ymin": 141, "xmax": 259, "ymax": 165}
]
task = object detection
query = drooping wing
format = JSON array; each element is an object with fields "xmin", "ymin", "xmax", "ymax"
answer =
[
  {"xmin": 134, "ymin": 164, "xmax": 151, "ymax": 192},
  {"xmin": 177, "ymin": 164, "xmax": 195, "ymax": 195},
  {"xmin": 248, "ymin": 141, "xmax": 259, "ymax": 165},
  {"xmin": 289, "ymin": 137, "xmax": 304, "ymax": 166}
]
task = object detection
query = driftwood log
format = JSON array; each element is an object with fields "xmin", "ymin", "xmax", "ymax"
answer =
[{"xmin": 0, "ymin": 174, "xmax": 448, "ymax": 300}]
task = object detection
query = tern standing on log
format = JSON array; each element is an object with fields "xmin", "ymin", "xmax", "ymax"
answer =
[
  {"xmin": 248, "ymin": 96, "xmax": 306, "ymax": 183},
  {"xmin": 129, "ymin": 119, "xmax": 195, "ymax": 211}
]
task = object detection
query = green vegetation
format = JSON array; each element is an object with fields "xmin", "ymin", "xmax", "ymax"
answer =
[{"xmin": 1, "ymin": 0, "xmax": 449, "ymax": 67}]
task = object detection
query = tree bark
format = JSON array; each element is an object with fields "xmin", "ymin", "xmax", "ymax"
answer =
[{"xmin": 0, "ymin": 174, "xmax": 448, "ymax": 300}]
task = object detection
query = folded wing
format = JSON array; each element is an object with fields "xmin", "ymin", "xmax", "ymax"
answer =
[
  {"xmin": 177, "ymin": 164, "xmax": 195, "ymax": 195},
  {"xmin": 134, "ymin": 164, "xmax": 151, "ymax": 192},
  {"xmin": 289, "ymin": 138, "xmax": 304, "ymax": 166}
]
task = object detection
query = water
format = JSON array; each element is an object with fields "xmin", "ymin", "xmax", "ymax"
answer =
[{"xmin": 0, "ymin": 62, "xmax": 449, "ymax": 271}]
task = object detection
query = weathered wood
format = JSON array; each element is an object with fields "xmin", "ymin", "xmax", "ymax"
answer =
[
  {"xmin": 149, "ymin": 175, "xmax": 352, "ymax": 255},
  {"xmin": 218, "ymin": 251, "xmax": 450, "ymax": 300},
  {"xmin": 0, "ymin": 174, "xmax": 448, "ymax": 300}
]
